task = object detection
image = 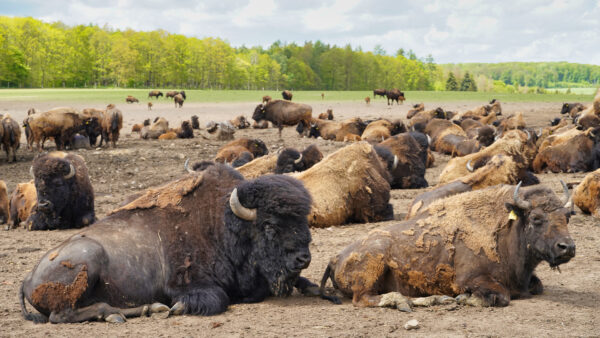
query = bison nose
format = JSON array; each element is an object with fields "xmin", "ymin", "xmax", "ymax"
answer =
[
  {"xmin": 37, "ymin": 199, "xmax": 52, "ymax": 211},
  {"xmin": 556, "ymin": 239, "xmax": 576, "ymax": 258},
  {"xmin": 294, "ymin": 252, "xmax": 311, "ymax": 271}
]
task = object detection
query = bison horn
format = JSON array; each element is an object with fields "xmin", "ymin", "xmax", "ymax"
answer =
[
  {"xmin": 537, "ymin": 128, "xmax": 542, "ymax": 137},
  {"xmin": 513, "ymin": 181, "xmax": 532, "ymax": 210},
  {"xmin": 524, "ymin": 129, "xmax": 531, "ymax": 141},
  {"xmin": 294, "ymin": 153, "xmax": 303, "ymax": 164},
  {"xmin": 426, "ymin": 134, "xmax": 432, "ymax": 145},
  {"xmin": 184, "ymin": 158, "xmax": 194, "ymax": 173},
  {"xmin": 64, "ymin": 164, "xmax": 75, "ymax": 179},
  {"xmin": 229, "ymin": 188, "xmax": 257, "ymax": 221},
  {"xmin": 466, "ymin": 159, "xmax": 474, "ymax": 172},
  {"xmin": 392, "ymin": 155, "xmax": 398, "ymax": 170},
  {"xmin": 30, "ymin": 166, "xmax": 35, "ymax": 179},
  {"xmin": 560, "ymin": 180, "xmax": 572, "ymax": 209}
]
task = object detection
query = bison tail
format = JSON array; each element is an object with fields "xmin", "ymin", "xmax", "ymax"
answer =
[
  {"xmin": 111, "ymin": 113, "xmax": 119, "ymax": 132},
  {"xmin": 19, "ymin": 281, "xmax": 48, "ymax": 323}
]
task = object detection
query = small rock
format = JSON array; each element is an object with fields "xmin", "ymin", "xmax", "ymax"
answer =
[
  {"xmin": 17, "ymin": 247, "xmax": 41, "ymax": 253},
  {"xmin": 177, "ymin": 153, "xmax": 185, "ymax": 159},
  {"xmin": 404, "ymin": 319, "xmax": 420, "ymax": 330}
]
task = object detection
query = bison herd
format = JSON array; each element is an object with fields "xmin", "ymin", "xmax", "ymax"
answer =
[{"xmin": 2, "ymin": 88, "xmax": 600, "ymax": 324}]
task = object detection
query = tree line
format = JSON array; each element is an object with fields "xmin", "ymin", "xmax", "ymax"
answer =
[{"xmin": 0, "ymin": 16, "xmax": 439, "ymax": 90}]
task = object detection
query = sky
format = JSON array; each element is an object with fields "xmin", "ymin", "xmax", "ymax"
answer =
[{"xmin": 1, "ymin": 0, "xmax": 599, "ymax": 64}]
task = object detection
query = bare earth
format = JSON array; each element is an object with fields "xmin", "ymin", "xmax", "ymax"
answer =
[{"xmin": 0, "ymin": 98, "xmax": 598, "ymax": 337}]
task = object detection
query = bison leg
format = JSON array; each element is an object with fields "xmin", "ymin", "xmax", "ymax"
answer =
[
  {"xmin": 371, "ymin": 292, "xmax": 413, "ymax": 312},
  {"xmin": 528, "ymin": 274, "xmax": 544, "ymax": 295},
  {"xmin": 461, "ymin": 275, "xmax": 511, "ymax": 307},
  {"xmin": 169, "ymin": 285, "xmax": 230, "ymax": 316},
  {"xmin": 295, "ymin": 276, "xmax": 341, "ymax": 304}
]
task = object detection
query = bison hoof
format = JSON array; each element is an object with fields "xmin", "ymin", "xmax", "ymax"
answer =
[
  {"xmin": 169, "ymin": 302, "xmax": 185, "ymax": 316},
  {"xmin": 150, "ymin": 303, "xmax": 170, "ymax": 313},
  {"xmin": 456, "ymin": 293, "xmax": 487, "ymax": 307},
  {"xmin": 378, "ymin": 292, "xmax": 412, "ymax": 312},
  {"xmin": 105, "ymin": 313, "xmax": 126, "ymax": 323},
  {"xmin": 413, "ymin": 295, "xmax": 456, "ymax": 307}
]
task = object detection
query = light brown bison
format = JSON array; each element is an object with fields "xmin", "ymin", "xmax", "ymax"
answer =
[
  {"xmin": 453, "ymin": 99, "xmax": 502, "ymax": 121},
  {"xmin": 424, "ymin": 118, "xmax": 477, "ymax": 156},
  {"xmin": 361, "ymin": 119, "xmax": 406, "ymax": 143},
  {"xmin": 229, "ymin": 115, "xmax": 251, "ymax": 129},
  {"xmin": 291, "ymin": 142, "xmax": 393, "ymax": 227},
  {"xmin": 572, "ymin": 169, "xmax": 600, "ymax": 217},
  {"xmin": 215, "ymin": 138, "xmax": 268, "ymax": 164},
  {"xmin": 262, "ymin": 95, "xmax": 272, "ymax": 104},
  {"xmin": 0, "ymin": 180, "xmax": 9, "ymax": 225},
  {"xmin": 141, "ymin": 117, "xmax": 169, "ymax": 139},
  {"xmin": 305, "ymin": 117, "xmax": 366, "ymax": 141},
  {"xmin": 165, "ymin": 91, "xmax": 179, "ymax": 99},
  {"xmin": 158, "ymin": 132, "xmax": 177, "ymax": 140},
  {"xmin": 236, "ymin": 154, "xmax": 279, "ymax": 179},
  {"xmin": 100, "ymin": 105, "xmax": 123, "ymax": 148},
  {"xmin": 27, "ymin": 107, "xmax": 85, "ymax": 151},
  {"xmin": 148, "ymin": 90, "xmax": 163, "ymax": 99},
  {"xmin": 318, "ymin": 109, "xmax": 334, "ymax": 120},
  {"xmin": 1, "ymin": 114, "xmax": 21, "ymax": 162},
  {"xmin": 321, "ymin": 183, "xmax": 575, "ymax": 309},
  {"xmin": 407, "ymin": 108, "xmax": 448, "ymax": 129},
  {"xmin": 8, "ymin": 180, "xmax": 37, "ymax": 229},
  {"xmin": 20, "ymin": 164, "xmax": 334, "ymax": 323},
  {"xmin": 125, "ymin": 96, "xmax": 139, "ymax": 103},
  {"xmin": 174, "ymin": 94, "xmax": 184, "ymax": 108},
  {"xmin": 147, "ymin": 102, "xmax": 153, "ymax": 110},
  {"xmin": 282, "ymin": 90, "xmax": 293, "ymax": 101},
  {"xmin": 253, "ymin": 100, "xmax": 312, "ymax": 137},
  {"xmin": 252, "ymin": 120, "xmax": 269, "ymax": 129},
  {"xmin": 407, "ymin": 103, "xmax": 425, "ymax": 119},
  {"xmin": 364, "ymin": 97, "xmax": 370, "ymax": 105}
]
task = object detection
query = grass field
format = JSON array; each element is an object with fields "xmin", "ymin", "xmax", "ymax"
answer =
[{"xmin": 0, "ymin": 88, "xmax": 596, "ymax": 103}]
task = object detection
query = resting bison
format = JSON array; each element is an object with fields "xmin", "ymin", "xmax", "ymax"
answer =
[
  {"xmin": 377, "ymin": 133, "xmax": 428, "ymax": 189},
  {"xmin": 321, "ymin": 183, "xmax": 575, "ymax": 309},
  {"xmin": 407, "ymin": 103, "xmax": 425, "ymax": 119},
  {"xmin": 0, "ymin": 180, "xmax": 8, "ymax": 225},
  {"xmin": 20, "ymin": 163, "xmax": 334, "ymax": 323},
  {"xmin": 262, "ymin": 95, "xmax": 272, "ymax": 104},
  {"xmin": 560, "ymin": 102, "xmax": 585, "ymax": 118},
  {"xmin": 572, "ymin": 169, "xmax": 600, "ymax": 217},
  {"xmin": 361, "ymin": 119, "xmax": 406, "ymax": 142},
  {"xmin": 386, "ymin": 88, "xmax": 405, "ymax": 105},
  {"xmin": 373, "ymin": 88, "xmax": 386, "ymax": 98},
  {"xmin": 148, "ymin": 90, "xmax": 163, "ymax": 99},
  {"xmin": 215, "ymin": 138, "xmax": 268, "ymax": 164},
  {"xmin": 1, "ymin": 114, "xmax": 21, "ymax": 162},
  {"xmin": 125, "ymin": 96, "xmax": 139, "ymax": 103},
  {"xmin": 236, "ymin": 154, "xmax": 279, "ymax": 179},
  {"xmin": 282, "ymin": 90, "xmax": 293, "ymax": 101},
  {"xmin": 291, "ymin": 142, "xmax": 393, "ymax": 227},
  {"xmin": 305, "ymin": 117, "xmax": 367, "ymax": 142},
  {"xmin": 318, "ymin": 109, "xmax": 334, "ymax": 120},
  {"xmin": 8, "ymin": 180, "xmax": 37, "ymax": 229},
  {"xmin": 230, "ymin": 115, "xmax": 251, "ymax": 129},
  {"xmin": 27, "ymin": 152, "xmax": 95, "ymax": 231},
  {"xmin": 532, "ymin": 128, "xmax": 600, "ymax": 173},
  {"xmin": 141, "ymin": 117, "xmax": 169, "ymax": 139},
  {"xmin": 175, "ymin": 121, "xmax": 194, "ymax": 139},
  {"xmin": 174, "ymin": 94, "xmax": 184, "ymax": 108},
  {"xmin": 191, "ymin": 115, "xmax": 200, "ymax": 129},
  {"xmin": 253, "ymin": 100, "xmax": 312, "ymax": 137},
  {"xmin": 275, "ymin": 145, "xmax": 323, "ymax": 174},
  {"xmin": 252, "ymin": 120, "xmax": 269, "ymax": 129}
]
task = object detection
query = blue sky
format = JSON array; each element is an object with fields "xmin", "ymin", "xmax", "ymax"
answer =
[{"xmin": 2, "ymin": 0, "xmax": 599, "ymax": 64}]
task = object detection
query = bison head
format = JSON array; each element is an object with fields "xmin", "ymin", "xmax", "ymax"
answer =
[
  {"xmin": 275, "ymin": 148, "xmax": 304, "ymax": 174},
  {"xmin": 250, "ymin": 139, "xmax": 268, "ymax": 157},
  {"xmin": 507, "ymin": 182, "xmax": 576, "ymax": 268},
  {"xmin": 227, "ymin": 175, "xmax": 312, "ymax": 296},
  {"xmin": 252, "ymin": 104, "xmax": 266, "ymax": 122},
  {"xmin": 308, "ymin": 123, "xmax": 321, "ymax": 138},
  {"xmin": 560, "ymin": 103, "xmax": 570, "ymax": 115}
]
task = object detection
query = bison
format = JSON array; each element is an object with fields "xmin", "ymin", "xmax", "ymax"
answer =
[
  {"xmin": 148, "ymin": 90, "xmax": 163, "ymax": 99},
  {"xmin": 407, "ymin": 103, "xmax": 425, "ymax": 119},
  {"xmin": 560, "ymin": 102, "xmax": 586, "ymax": 118},
  {"xmin": 385, "ymin": 88, "xmax": 405, "ymax": 105},
  {"xmin": 27, "ymin": 107, "xmax": 85, "ymax": 151},
  {"xmin": 229, "ymin": 115, "xmax": 251, "ymax": 129},
  {"xmin": 100, "ymin": 105, "xmax": 123, "ymax": 148},
  {"xmin": 8, "ymin": 180, "xmax": 37, "ymax": 229},
  {"xmin": 321, "ymin": 183, "xmax": 575, "ymax": 310},
  {"xmin": 318, "ymin": 109, "xmax": 334, "ymax": 120},
  {"xmin": 215, "ymin": 138, "xmax": 268, "ymax": 164},
  {"xmin": 0, "ymin": 180, "xmax": 8, "ymax": 225},
  {"xmin": 373, "ymin": 88, "xmax": 386, "ymax": 98},
  {"xmin": 81, "ymin": 108, "xmax": 106, "ymax": 147},
  {"xmin": 291, "ymin": 142, "xmax": 393, "ymax": 227},
  {"xmin": 205, "ymin": 121, "xmax": 235, "ymax": 141},
  {"xmin": 305, "ymin": 117, "xmax": 366, "ymax": 142},
  {"xmin": 252, "ymin": 120, "xmax": 269, "ymax": 129},
  {"xmin": 20, "ymin": 163, "xmax": 334, "ymax": 323},
  {"xmin": 27, "ymin": 152, "xmax": 94, "ymax": 231},
  {"xmin": 176, "ymin": 121, "xmax": 194, "ymax": 139},
  {"xmin": 191, "ymin": 115, "xmax": 200, "ymax": 129},
  {"xmin": 282, "ymin": 90, "xmax": 293, "ymax": 101},
  {"xmin": 262, "ymin": 95, "xmax": 272, "ymax": 104},
  {"xmin": 147, "ymin": 102, "xmax": 153, "ymax": 110},
  {"xmin": 377, "ymin": 133, "xmax": 428, "ymax": 189},
  {"xmin": 1, "ymin": 114, "xmax": 21, "ymax": 162},
  {"xmin": 532, "ymin": 128, "xmax": 600, "ymax": 173},
  {"xmin": 252, "ymin": 100, "xmax": 312, "ymax": 138},
  {"xmin": 572, "ymin": 169, "xmax": 600, "ymax": 217},
  {"xmin": 236, "ymin": 154, "xmax": 279, "ymax": 179},
  {"xmin": 274, "ymin": 145, "xmax": 323, "ymax": 174},
  {"xmin": 141, "ymin": 117, "xmax": 169, "ymax": 139},
  {"xmin": 174, "ymin": 94, "xmax": 184, "ymax": 108},
  {"xmin": 361, "ymin": 119, "xmax": 406, "ymax": 143},
  {"xmin": 365, "ymin": 97, "xmax": 370, "ymax": 105},
  {"xmin": 125, "ymin": 96, "xmax": 139, "ymax": 103}
]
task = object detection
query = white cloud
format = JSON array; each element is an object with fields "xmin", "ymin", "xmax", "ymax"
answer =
[{"xmin": 2, "ymin": 0, "xmax": 599, "ymax": 64}]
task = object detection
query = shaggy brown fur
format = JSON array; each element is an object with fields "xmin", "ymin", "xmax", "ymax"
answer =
[
  {"xmin": 27, "ymin": 107, "xmax": 84, "ymax": 151},
  {"xmin": 229, "ymin": 115, "xmax": 251, "ymax": 129},
  {"xmin": 158, "ymin": 132, "xmax": 177, "ymax": 140},
  {"xmin": 252, "ymin": 120, "xmax": 269, "ymax": 129},
  {"xmin": 141, "ymin": 117, "xmax": 169, "ymax": 139},
  {"xmin": 101, "ymin": 106, "xmax": 123, "ymax": 148},
  {"xmin": 573, "ymin": 169, "xmax": 600, "ymax": 217},
  {"xmin": 532, "ymin": 131, "xmax": 598, "ymax": 173},
  {"xmin": 291, "ymin": 142, "xmax": 393, "ymax": 227},
  {"xmin": 8, "ymin": 180, "xmax": 37, "ymax": 229},
  {"xmin": 407, "ymin": 103, "xmax": 425, "ymax": 119},
  {"xmin": 364, "ymin": 97, "xmax": 370, "ymax": 105},
  {"xmin": 125, "ymin": 96, "xmax": 139, "ymax": 103},
  {"xmin": 1, "ymin": 114, "xmax": 21, "ymax": 162},
  {"xmin": 318, "ymin": 109, "xmax": 334, "ymax": 120},
  {"xmin": 236, "ymin": 154, "xmax": 278, "ymax": 179},
  {"xmin": 174, "ymin": 94, "xmax": 184, "ymax": 108},
  {"xmin": 0, "ymin": 180, "xmax": 9, "ymax": 225},
  {"xmin": 361, "ymin": 119, "xmax": 406, "ymax": 143},
  {"xmin": 215, "ymin": 138, "xmax": 268, "ymax": 164},
  {"xmin": 262, "ymin": 95, "xmax": 272, "ymax": 104}
]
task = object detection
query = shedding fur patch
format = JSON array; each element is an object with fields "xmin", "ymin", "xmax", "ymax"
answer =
[
  {"xmin": 237, "ymin": 154, "xmax": 278, "ymax": 179},
  {"xmin": 110, "ymin": 174, "xmax": 204, "ymax": 214},
  {"xmin": 31, "ymin": 266, "xmax": 88, "ymax": 313}
]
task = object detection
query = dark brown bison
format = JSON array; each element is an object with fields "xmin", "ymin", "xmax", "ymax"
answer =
[
  {"xmin": 230, "ymin": 115, "xmax": 251, "ymax": 129},
  {"xmin": 385, "ymin": 88, "xmax": 405, "ymax": 105},
  {"xmin": 81, "ymin": 108, "xmax": 106, "ymax": 147},
  {"xmin": 191, "ymin": 115, "xmax": 200, "ymax": 129},
  {"xmin": 532, "ymin": 128, "xmax": 600, "ymax": 173},
  {"xmin": 174, "ymin": 94, "xmax": 184, "ymax": 108},
  {"xmin": 373, "ymin": 88, "xmax": 386, "ymax": 98},
  {"xmin": 1, "ymin": 114, "xmax": 21, "ymax": 162},
  {"xmin": 0, "ymin": 180, "xmax": 8, "ymax": 225},
  {"xmin": 215, "ymin": 138, "xmax": 268, "ymax": 164},
  {"xmin": 321, "ymin": 183, "xmax": 575, "ymax": 309},
  {"xmin": 318, "ymin": 109, "xmax": 334, "ymax": 120},
  {"xmin": 376, "ymin": 133, "xmax": 428, "ymax": 189},
  {"xmin": 176, "ymin": 121, "xmax": 194, "ymax": 139},
  {"xmin": 253, "ymin": 100, "xmax": 312, "ymax": 137},
  {"xmin": 27, "ymin": 152, "xmax": 95, "ymax": 231},
  {"xmin": 125, "ymin": 96, "xmax": 139, "ymax": 103},
  {"xmin": 166, "ymin": 91, "xmax": 179, "ymax": 98},
  {"xmin": 282, "ymin": 90, "xmax": 293, "ymax": 101},
  {"xmin": 100, "ymin": 105, "xmax": 123, "ymax": 148},
  {"xmin": 262, "ymin": 95, "xmax": 272, "ymax": 104},
  {"xmin": 148, "ymin": 90, "xmax": 163, "ymax": 99},
  {"xmin": 8, "ymin": 180, "xmax": 37, "ymax": 229},
  {"xmin": 20, "ymin": 163, "xmax": 335, "ymax": 323},
  {"xmin": 305, "ymin": 117, "xmax": 367, "ymax": 141},
  {"xmin": 291, "ymin": 142, "xmax": 393, "ymax": 227},
  {"xmin": 274, "ymin": 145, "xmax": 323, "ymax": 174},
  {"xmin": 560, "ymin": 102, "xmax": 586, "ymax": 118}
]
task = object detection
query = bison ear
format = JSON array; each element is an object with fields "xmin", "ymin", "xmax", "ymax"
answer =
[{"xmin": 504, "ymin": 203, "xmax": 525, "ymax": 223}]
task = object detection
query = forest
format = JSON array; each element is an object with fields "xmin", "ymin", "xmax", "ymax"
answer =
[{"xmin": 0, "ymin": 16, "xmax": 598, "ymax": 92}]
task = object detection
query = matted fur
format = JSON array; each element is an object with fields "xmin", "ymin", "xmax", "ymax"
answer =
[
  {"xmin": 573, "ymin": 169, "xmax": 600, "ymax": 217},
  {"xmin": 237, "ymin": 154, "xmax": 278, "ymax": 179},
  {"xmin": 0, "ymin": 180, "xmax": 9, "ymax": 224},
  {"xmin": 8, "ymin": 180, "xmax": 37, "ymax": 229}
]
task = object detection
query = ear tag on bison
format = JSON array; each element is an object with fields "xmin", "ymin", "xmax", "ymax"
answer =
[{"xmin": 508, "ymin": 210, "xmax": 518, "ymax": 221}]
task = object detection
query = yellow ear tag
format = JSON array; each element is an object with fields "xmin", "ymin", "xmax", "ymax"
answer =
[{"xmin": 508, "ymin": 210, "xmax": 518, "ymax": 220}]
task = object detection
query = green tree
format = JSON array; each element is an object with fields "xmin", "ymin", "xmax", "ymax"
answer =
[
  {"xmin": 460, "ymin": 72, "xmax": 477, "ymax": 91},
  {"xmin": 446, "ymin": 72, "xmax": 458, "ymax": 91}
]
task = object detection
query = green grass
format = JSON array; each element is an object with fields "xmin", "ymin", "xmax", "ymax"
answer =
[{"xmin": 0, "ymin": 88, "xmax": 595, "ymax": 103}]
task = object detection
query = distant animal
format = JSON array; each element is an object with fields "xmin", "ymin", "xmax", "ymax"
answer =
[
  {"xmin": 252, "ymin": 120, "xmax": 269, "ymax": 129},
  {"xmin": 158, "ymin": 132, "xmax": 177, "ymax": 140},
  {"xmin": 0, "ymin": 180, "xmax": 9, "ymax": 225},
  {"xmin": 176, "ymin": 121, "xmax": 194, "ymax": 139},
  {"xmin": 321, "ymin": 93, "xmax": 324, "ymax": 100},
  {"xmin": 27, "ymin": 152, "xmax": 95, "ymax": 230},
  {"xmin": 262, "ymin": 95, "xmax": 272, "ymax": 104},
  {"xmin": 100, "ymin": 105, "xmax": 123, "ymax": 148},
  {"xmin": 147, "ymin": 102, "xmax": 153, "ymax": 110},
  {"xmin": 230, "ymin": 115, "xmax": 251, "ymax": 129},
  {"xmin": 166, "ymin": 91, "xmax": 179, "ymax": 99},
  {"xmin": 8, "ymin": 181, "xmax": 37, "ymax": 229},
  {"xmin": 373, "ymin": 88, "xmax": 386, "ymax": 98},
  {"xmin": 20, "ymin": 164, "xmax": 333, "ymax": 323},
  {"xmin": 385, "ymin": 88, "xmax": 405, "ymax": 105},
  {"xmin": 282, "ymin": 90, "xmax": 293, "ymax": 101},
  {"xmin": 453, "ymin": 99, "xmax": 502, "ymax": 121},
  {"xmin": 365, "ymin": 97, "xmax": 370, "ymax": 105},
  {"xmin": 125, "ymin": 96, "xmax": 139, "ymax": 103},
  {"xmin": 321, "ymin": 183, "xmax": 575, "ymax": 309},
  {"xmin": 1, "ymin": 114, "xmax": 21, "ymax": 162},
  {"xmin": 148, "ymin": 90, "xmax": 163, "ymax": 99},
  {"xmin": 252, "ymin": 100, "xmax": 312, "ymax": 138},
  {"xmin": 174, "ymin": 94, "xmax": 184, "ymax": 108},
  {"xmin": 318, "ymin": 109, "xmax": 334, "ymax": 120},
  {"xmin": 191, "ymin": 115, "xmax": 200, "ymax": 129}
]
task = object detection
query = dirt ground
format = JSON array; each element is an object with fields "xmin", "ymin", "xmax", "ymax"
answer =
[{"xmin": 0, "ymin": 98, "xmax": 598, "ymax": 337}]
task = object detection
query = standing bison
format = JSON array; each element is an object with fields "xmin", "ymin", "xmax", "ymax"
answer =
[
  {"xmin": 20, "ymin": 163, "xmax": 334, "ymax": 323},
  {"xmin": 373, "ymin": 88, "xmax": 386, "ymax": 99},
  {"xmin": 100, "ymin": 105, "xmax": 123, "ymax": 148},
  {"xmin": 321, "ymin": 183, "xmax": 575, "ymax": 309},
  {"xmin": 27, "ymin": 152, "xmax": 95, "ymax": 231},
  {"xmin": 385, "ymin": 88, "xmax": 405, "ymax": 105},
  {"xmin": 174, "ymin": 94, "xmax": 184, "ymax": 108},
  {"xmin": 148, "ymin": 90, "xmax": 163, "ymax": 99},
  {"xmin": 1, "ymin": 114, "xmax": 21, "ymax": 162},
  {"xmin": 282, "ymin": 90, "xmax": 293, "ymax": 101},
  {"xmin": 252, "ymin": 100, "xmax": 312, "ymax": 138}
]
